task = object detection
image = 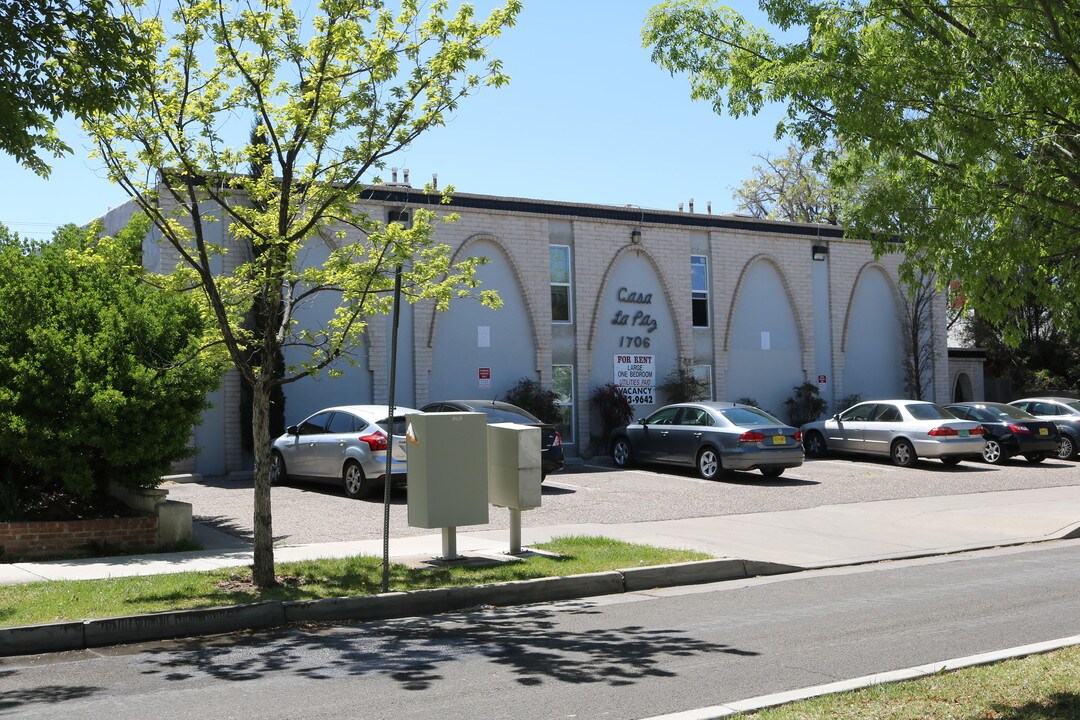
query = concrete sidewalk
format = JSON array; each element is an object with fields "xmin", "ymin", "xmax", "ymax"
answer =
[{"xmin": 4, "ymin": 484, "xmax": 1080, "ymax": 586}]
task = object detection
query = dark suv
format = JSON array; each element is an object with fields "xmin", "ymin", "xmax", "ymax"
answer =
[{"xmin": 419, "ymin": 400, "xmax": 565, "ymax": 480}]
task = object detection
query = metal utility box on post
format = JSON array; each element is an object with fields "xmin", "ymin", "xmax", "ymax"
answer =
[
  {"xmin": 487, "ymin": 422, "xmax": 542, "ymax": 554},
  {"xmin": 405, "ymin": 412, "xmax": 489, "ymax": 559}
]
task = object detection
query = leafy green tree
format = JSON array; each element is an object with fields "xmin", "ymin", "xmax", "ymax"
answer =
[
  {"xmin": 783, "ymin": 382, "xmax": 827, "ymax": 427},
  {"xmin": 0, "ymin": 0, "xmax": 152, "ymax": 175},
  {"xmin": 85, "ymin": 0, "xmax": 519, "ymax": 586},
  {"xmin": 0, "ymin": 219, "xmax": 223, "ymax": 520},
  {"xmin": 644, "ymin": 0, "xmax": 1080, "ymax": 329}
]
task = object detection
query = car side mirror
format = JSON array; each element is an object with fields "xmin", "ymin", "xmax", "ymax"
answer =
[
  {"xmin": 832, "ymin": 414, "xmax": 841, "ymax": 421},
  {"xmin": 287, "ymin": 425, "xmax": 299, "ymax": 435},
  {"xmin": 638, "ymin": 418, "xmax": 647, "ymax": 426}
]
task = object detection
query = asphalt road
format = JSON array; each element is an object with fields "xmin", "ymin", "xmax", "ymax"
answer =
[
  {"xmin": 164, "ymin": 453, "xmax": 1080, "ymax": 546},
  {"xmin": 4, "ymin": 540, "xmax": 1080, "ymax": 719}
]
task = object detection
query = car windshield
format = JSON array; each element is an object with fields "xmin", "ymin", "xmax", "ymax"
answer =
[
  {"xmin": 376, "ymin": 416, "xmax": 409, "ymax": 435},
  {"xmin": 986, "ymin": 404, "xmax": 1036, "ymax": 421},
  {"xmin": 719, "ymin": 406, "xmax": 782, "ymax": 426},
  {"xmin": 474, "ymin": 406, "xmax": 540, "ymax": 424},
  {"xmin": 906, "ymin": 403, "xmax": 954, "ymax": 420}
]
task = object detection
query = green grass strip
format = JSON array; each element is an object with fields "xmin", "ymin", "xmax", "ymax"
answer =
[{"xmin": 0, "ymin": 536, "xmax": 709, "ymax": 628}]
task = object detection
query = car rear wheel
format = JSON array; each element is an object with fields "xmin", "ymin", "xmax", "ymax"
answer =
[
  {"xmin": 981, "ymin": 439, "xmax": 1006, "ymax": 464},
  {"xmin": 343, "ymin": 460, "xmax": 375, "ymax": 499},
  {"xmin": 611, "ymin": 437, "xmax": 633, "ymax": 468},
  {"xmin": 270, "ymin": 451, "xmax": 287, "ymax": 484},
  {"xmin": 696, "ymin": 447, "xmax": 722, "ymax": 480},
  {"xmin": 1057, "ymin": 435, "xmax": 1075, "ymax": 460},
  {"xmin": 760, "ymin": 467, "xmax": 784, "ymax": 478},
  {"xmin": 891, "ymin": 439, "xmax": 917, "ymax": 467},
  {"xmin": 804, "ymin": 431, "xmax": 827, "ymax": 458}
]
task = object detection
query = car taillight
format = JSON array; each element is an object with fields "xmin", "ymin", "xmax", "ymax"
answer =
[
  {"xmin": 1008, "ymin": 424, "xmax": 1031, "ymax": 434},
  {"xmin": 359, "ymin": 432, "xmax": 388, "ymax": 451},
  {"xmin": 551, "ymin": 431, "xmax": 562, "ymax": 447},
  {"xmin": 739, "ymin": 431, "xmax": 767, "ymax": 443},
  {"xmin": 794, "ymin": 431, "xmax": 803, "ymax": 442},
  {"xmin": 927, "ymin": 426, "xmax": 958, "ymax": 437},
  {"xmin": 971, "ymin": 425, "xmax": 985, "ymax": 435}
]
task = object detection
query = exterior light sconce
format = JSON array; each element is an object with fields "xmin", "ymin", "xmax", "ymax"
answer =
[
  {"xmin": 631, "ymin": 229, "xmax": 642, "ymax": 244},
  {"xmin": 812, "ymin": 244, "xmax": 829, "ymax": 261}
]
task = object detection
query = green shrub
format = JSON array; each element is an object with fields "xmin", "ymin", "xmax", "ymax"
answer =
[
  {"xmin": 589, "ymin": 383, "xmax": 634, "ymax": 449},
  {"xmin": 783, "ymin": 382, "xmax": 828, "ymax": 427},
  {"xmin": 0, "ymin": 218, "xmax": 223, "ymax": 516},
  {"xmin": 503, "ymin": 377, "xmax": 560, "ymax": 424},
  {"xmin": 657, "ymin": 358, "xmax": 709, "ymax": 403}
]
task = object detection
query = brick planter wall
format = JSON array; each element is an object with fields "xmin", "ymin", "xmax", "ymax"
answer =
[{"xmin": 0, "ymin": 516, "xmax": 158, "ymax": 561}]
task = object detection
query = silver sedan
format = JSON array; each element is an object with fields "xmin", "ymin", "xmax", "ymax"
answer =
[
  {"xmin": 610, "ymin": 402, "xmax": 804, "ymax": 480},
  {"xmin": 270, "ymin": 405, "xmax": 418, "ymax": 498},
  {"xmin": 801, "ymin": 399, "xmax": 985, "ymax": 466}
]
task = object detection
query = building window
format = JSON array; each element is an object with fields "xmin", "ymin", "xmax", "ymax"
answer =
[
  {"xmin": 387, "ymin": 209, "xmax": 411, "ymax": 227},
  {"xmin": 691, "ymin": 255, "xmax": 709, "ymax": 328},
  {"xmin": 550, "ymin": 245, "xmax": 572, "ymax": 323},
  {"xmin": 553, "ymin": 365, "xmax": 574, "ymax": 443}
]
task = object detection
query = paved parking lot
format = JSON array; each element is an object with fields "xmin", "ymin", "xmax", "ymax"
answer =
[{"xmin": 163, "ymin": 455, "xmax": 1079, "ymax": 547}]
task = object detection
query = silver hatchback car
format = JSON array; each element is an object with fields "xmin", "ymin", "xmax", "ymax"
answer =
[
  {"xmin": 802, "ymin": 399, "xmax": 985, "ymax": 466},
  {"xmin": 270, "ymin": 405, "xmax": 418, "ymax": 498}
]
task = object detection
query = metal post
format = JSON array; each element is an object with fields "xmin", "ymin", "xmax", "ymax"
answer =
[
  {"xmin": 441, "ymin": 527, "xmax": 458, "ymax": 560},
  {"xmin": 509, "ymin": 508, "xmax": 522, "ymax": 554},
  {"xmin": 382, "ymin": 265, "xmax": 402, "ymax": 594}
]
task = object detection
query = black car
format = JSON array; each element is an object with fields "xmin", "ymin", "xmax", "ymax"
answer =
[
  {"xmin": 945, "ymin": 402, "xmax": 1060, "ymax": 464},
  {"xmin": 1008, "ymin": 397, "xmax": 1080, "ymax": 460},
  {"xmin": 419, "ymin": 400, "xmax": 565, "ymax": 480}
]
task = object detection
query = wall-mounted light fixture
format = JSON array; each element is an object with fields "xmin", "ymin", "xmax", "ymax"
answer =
[
  {"xmin": 626, "ymin": 204, "xmax": 644, "ymax": 245},
  {"xmin": 812, "ymin": 244, "xmax": 829, "ymax": 261}
]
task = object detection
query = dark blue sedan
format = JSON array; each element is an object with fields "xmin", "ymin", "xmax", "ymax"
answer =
[{"xmin": 945, "ymin": 402, "xmax": 1060, "ymax": 464}]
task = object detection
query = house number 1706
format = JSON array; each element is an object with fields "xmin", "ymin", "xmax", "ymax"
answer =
[{"xmin": 619, "ymin": 336, "xmax": 650, "ymax": 348}]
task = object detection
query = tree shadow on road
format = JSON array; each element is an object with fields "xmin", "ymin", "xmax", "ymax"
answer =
[{"xmin": 135, "ymin": 603, "xmax": 759, "ymax": 691}]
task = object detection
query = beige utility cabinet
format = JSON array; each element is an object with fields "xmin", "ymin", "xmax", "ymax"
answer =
[
  {"xmin": 405, "ymin": 412, "xmax": 489, "ymax": 529},
  {"xmin": 487, "ymin": 422, "xmax": 542, "ymax": 510}
]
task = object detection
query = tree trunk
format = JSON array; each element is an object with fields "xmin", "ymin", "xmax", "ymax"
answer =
[{"xmin": 251, "ymin": 375, "xmax": 276, "ymax": 586}]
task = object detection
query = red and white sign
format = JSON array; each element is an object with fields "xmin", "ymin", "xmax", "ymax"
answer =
[{"xmin": 478, "ymin": 367, "xmax": 491, "ymax": 388}]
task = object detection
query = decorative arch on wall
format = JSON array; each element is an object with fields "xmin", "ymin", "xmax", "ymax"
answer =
[
  {"xmin": 721, "ymin": 253, "xmax": 808, "ymax": 354},
  {"xmin": 424, "ymin": 233, "xmax": 539, "ymax": 353},
  {"xmin": 840, "ymin": 262, "xmax": 904, "ymax": 353},
  {"xmin": 585, "ymin": 244, "xmax": 684, "ymax": 356},
  {"xmin": 952, "ymin": 372, "xmax": 974, "ymax": 402}
]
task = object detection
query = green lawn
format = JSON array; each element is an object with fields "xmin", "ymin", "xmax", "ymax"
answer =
[
  {"xmin": 0, "ymin": 536, "xmax": 709, "ymax": 628},
  {"xmin": 748, "ymin": 645, "xmax": 1080, "ymax": 719}
]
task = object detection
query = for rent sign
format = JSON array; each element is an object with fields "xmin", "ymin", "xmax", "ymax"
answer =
[{"xmin": 614, "ymin": 354, "xmax": 655, "ymax": 405}]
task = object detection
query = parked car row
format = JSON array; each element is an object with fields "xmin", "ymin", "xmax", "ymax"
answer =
[
  {"xmin": 607, "ymin": 396, "xmax": 1080, "ymax": 479},
  {"xmin": 269, "ymin": 401, "xmax": 564, "ymax": 499},
  {"xmin": 271, "ymin": 394, "xmax": 1079, "ymax": 499}
]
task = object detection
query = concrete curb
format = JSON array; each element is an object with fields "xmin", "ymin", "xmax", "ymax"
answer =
[{"xmin": 0, "ymin": 558, "xmax": 798, "ymax": 657}]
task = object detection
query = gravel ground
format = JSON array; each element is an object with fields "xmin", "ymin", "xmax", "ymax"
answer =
[{"xmin": 163, "ymin": 454, "xmax": 1080, "ymax": 547}]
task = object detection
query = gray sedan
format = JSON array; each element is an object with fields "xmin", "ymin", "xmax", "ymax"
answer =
[
  {"xmin": 610, "ymin": 402, "xmax": 804, "ymax": 480},
  {"xmin": 270, "ymin": 404, "xmax": 418, "ymax": 498},
  {"xmin": 801, "ymin": 400, "xmax": 985, "ymax": 466}
]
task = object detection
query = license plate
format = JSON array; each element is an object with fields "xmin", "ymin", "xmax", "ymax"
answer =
[
  {"xmin": 959, "ymin": 430, "xmax": 969, "ymax": 437},
  {"xmin": 771, "ymin": 435, "xmax": 785, "ymax": 445},
  {"xmin": 1040, "ymin": 428, "xmax": 1049, "ymax": 436}
]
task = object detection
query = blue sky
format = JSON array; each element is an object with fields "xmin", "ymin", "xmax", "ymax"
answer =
[{"xmin": 0, "ymin": 1, "xmax": 787, "ymax": 241}]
